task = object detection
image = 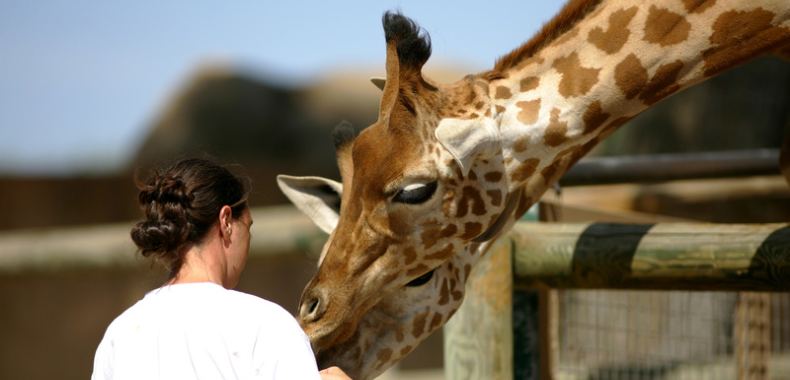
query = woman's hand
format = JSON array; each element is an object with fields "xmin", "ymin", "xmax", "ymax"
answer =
[{"xmin": 319, "ymin": 366, "xmax": 353, "ymax": 380}]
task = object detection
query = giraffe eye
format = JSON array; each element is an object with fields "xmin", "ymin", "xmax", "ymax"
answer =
[
  {"xmin": 405, "ymin": 269, "xmax": 435, "ymax": 287},
  {"xmin": 393, "ymin": 181, "xmax": 437, "ymax": 204}
]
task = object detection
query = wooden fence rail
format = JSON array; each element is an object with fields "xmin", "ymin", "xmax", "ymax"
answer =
[
  {"xmin": 445, "ymin": 221, "xmax": 790, "ymax": 380},
  {"xmin": 0, "ymin": 205, "xmax": 326, "ymax": 273},
  {"xmin": 512, "ymin": 222, "xmax": 790, "ymax": 291}
]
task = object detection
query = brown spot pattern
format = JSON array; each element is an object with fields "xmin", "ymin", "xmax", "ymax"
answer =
[
  {"xmin": 511, "ymin": 158, "xmax": 540, "ymax": 183},
  {"xmin": 516, "ymin": 99, "xmax": 541, "ymax": 125},
  {"xmin": 513, "ymin": 135, "xmax": 531, "ymax": 153},
  {"xmin": 452, "ymin": 287, "xmax": 463, "ymax": 301},
  {"xmin": 543, "ymin": 108, "xmax": 569, "ymax": 147},
  {"xmin": 582, "ymin": 101, "xmax": 610, "ymax": 134},
  {"xmin": 541, "ymin": 145, "xmax": 578, "ymax": 186},
  {"xmin": 552, "ymin": 52, "xmax": 601, "ymax": 98},
  {"xmin": 682, "ymin": 0, "xmax": 716, "ymax": 14},
  {"xmin": 438, "ymin": 279, "xmax": 450, "ymax": 306},
  {"xmin": 461, "ymin": 222, "xmax": 483, "ymax": 240},
  {"xmin": 702, "ymin": 9, "xmax": 790, "ymax": 77},
  {"xmin": 588, "ymin": 7, "xmax": 638, "ymax": 54},
  {"xmin": 377, "ymin": 348, "xmax": 393, "ymax": 364},
  {"xmin": 456, "ymin": 186, "xmax": 486, "ymax": 217},
  {"xmin": 495, "ymin": 105, "xmax": 506, "ymax": 114},
  {"xmin": 640, "ymin": 60, "xmax": 684, "ymax": 105},
  {"xmin": 420, "ymin": 229, "xmax": 438, "ymax": 250},
  {"xmin": 520, "ymin": 76, "xmax": 540, "ymax": 92},
  {"xmin": 412, "ymin": 311, "xmax": 429, "ymax": 338},
  {"xmin": 484, "ymin": 171, "xmax": 503, "ymax": 182},
  {"xmin": 425, "ymin": 244, "xmax": 455, "ymax": 261},
  {"xmin": 437, "ymin": 224, "xmax": 458, "ymax": 241},
  {"xmin": 403, "ymin": 247, "xmax": 418, "ymax": 266},
  {"xmin": 614, "ymin": 53, "xmax": 649, "ymax": 100},
  {"xmin": 643, "ymin": 6, "xmax": 691, "ymax": 47},
  {"xmin": 495, "ymin": 86, "xmax": 512, "ymax": 99},
  {"xmin": 429, "ymin": 313, "xmax": 443, "ymax": 331},
  {"xmin": 486, "ymin": 189, "xmax": 503, "ymax": 207}
]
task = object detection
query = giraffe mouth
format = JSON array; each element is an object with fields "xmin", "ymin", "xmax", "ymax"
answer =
[
  {"xmin": 304, "ymin": 268, "xmax": 438, "ymax": 352},
  {"xmin": 308, "ymin": 317, "xmax": 359, "ymax": 350}
]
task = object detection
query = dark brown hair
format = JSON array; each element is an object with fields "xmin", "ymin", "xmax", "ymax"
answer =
[{"xmin": 130, "ymin": 158, "xmax": 249, "ymax": 274}]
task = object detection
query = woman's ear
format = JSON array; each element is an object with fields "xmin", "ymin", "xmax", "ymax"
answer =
[{"xmin": 218, "ymin": 205, "xmax": 233, "ymax": 239}]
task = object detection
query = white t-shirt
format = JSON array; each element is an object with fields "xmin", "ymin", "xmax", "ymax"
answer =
[{"xmin": 92, "ymin": 282, "xmax": 320, "ymax": 380}]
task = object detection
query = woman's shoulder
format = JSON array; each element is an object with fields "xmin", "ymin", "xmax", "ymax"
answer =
[
  {"xmin": 223, "ymin": 288, "xmax": 295, "ymax": 320},
  {"xmin": 220, "ymin": 289, "xmax": 309, "ymax": 342},
  {"xmin": 142, "ymin": 283, "xmax": 301, "ymax": 330}
]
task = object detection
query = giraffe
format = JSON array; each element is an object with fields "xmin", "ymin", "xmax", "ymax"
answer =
[{"xmin": 277, "ymin": 0, "xmax": 790, "ymax": 378}]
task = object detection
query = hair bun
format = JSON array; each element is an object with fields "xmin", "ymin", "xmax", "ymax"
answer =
[
  {"xmin": 130, "ymin": 220, "xmax": 187, "ymax": 257},
  {"xmin": 141, "ymin": 178, "xmax": 192, "ymax": 209}
]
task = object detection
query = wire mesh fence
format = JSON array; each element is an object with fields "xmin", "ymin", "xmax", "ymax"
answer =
[{"xmin": 554, "ymin": 290, "xmax": 790, "ymax": 380}]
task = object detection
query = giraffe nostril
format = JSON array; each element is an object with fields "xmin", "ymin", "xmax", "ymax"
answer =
[
  {"xmin": 308, "ymin": 298, "xmax": 320, "ymax": 315},
  {"xmin": 300, "ymin": 289, "xmax": 327, "ymax": 323}
]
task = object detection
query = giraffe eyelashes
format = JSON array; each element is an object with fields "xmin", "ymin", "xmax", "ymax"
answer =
[
  {"xmin": 405, "ymin": 269, "xmax": 435, "ymax": 287},
  {"xmin": 392, "ymin": 181, "xmax": 438, "ymax": 204}
]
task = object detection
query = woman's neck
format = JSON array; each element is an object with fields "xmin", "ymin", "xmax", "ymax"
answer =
[{"xmin": 165, "ymin": 243, "xmax": 230, "ymax": 288}]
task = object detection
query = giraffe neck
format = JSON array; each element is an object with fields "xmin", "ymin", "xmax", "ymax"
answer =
[{"xmin": 486, "ymin": 0, "xmax": 790, "ymax": 198}]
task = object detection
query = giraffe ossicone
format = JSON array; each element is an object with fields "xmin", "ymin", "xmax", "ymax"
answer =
[{"xmin": 278, "ymin": 1, "xmax": 790, "ymax": 379}]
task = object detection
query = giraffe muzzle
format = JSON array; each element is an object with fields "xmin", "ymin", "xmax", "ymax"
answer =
[{"xmin": 298, "ymin": 285, "xmax": 360, "ymax": 349}]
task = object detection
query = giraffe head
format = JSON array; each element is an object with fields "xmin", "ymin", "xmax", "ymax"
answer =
[
  {"xmin": 277, "ymin": 1, "xmax": 790, "ymax": 377},
  {"xmin": 278, "ymin": 12, "xmax": 522, "ymax": 379}
]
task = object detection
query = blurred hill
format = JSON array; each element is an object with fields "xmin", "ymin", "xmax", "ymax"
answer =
[
  {"xmin": 129, "ymin": 65, "xmax": 380, "ymax": 208},
  {"xmin": 0, "ymin": 57, "xmax": 788, "ymax": 230}
]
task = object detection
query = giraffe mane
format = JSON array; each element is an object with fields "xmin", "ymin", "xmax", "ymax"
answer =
[{"xmin": 489, "ymin": 0, "xmax": 604, "ymax": 75}]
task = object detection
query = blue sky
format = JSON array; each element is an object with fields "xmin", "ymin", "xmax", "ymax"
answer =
[{"xmin": 0, "ymin": 1, "xmax": 563, "ymax": 176}]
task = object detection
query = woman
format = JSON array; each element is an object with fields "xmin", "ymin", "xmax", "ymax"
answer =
[{"xmin": 92, "ymin": 158, "xmax": 350, "ymax": 380}]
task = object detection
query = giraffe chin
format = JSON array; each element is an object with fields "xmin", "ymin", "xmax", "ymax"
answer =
[
  {"xmin": 313, "ymin": 306, "xmax": 416, "ymax": 380},
  {"xmin": 312, "ymin": 252, "xmax": 472, "ymax": 380},
  {"xmin": 314, "ymin": 333, "xmax": 366, "ymax": 380}
]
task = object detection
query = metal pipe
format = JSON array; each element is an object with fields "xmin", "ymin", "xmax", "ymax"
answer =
[{"xmin": 560, "ymin": 149, "xmax": 781, "ymax": 186}]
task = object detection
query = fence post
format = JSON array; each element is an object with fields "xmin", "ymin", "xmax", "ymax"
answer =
[{"xmin": 444, "ymin": 237, "xmax": 514, "ymax": 380}]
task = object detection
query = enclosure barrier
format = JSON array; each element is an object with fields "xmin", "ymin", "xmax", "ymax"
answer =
[
  {"xmin": 0, "ymin": 205, "xmax": 327, "ymax": 273},
  {"xmin": 444, "ymin": 221, "xmax": 790, "ymax": 380},
  {"xmin": 559, "ymin": 149, "xmax": 780, "ymax": 186}
]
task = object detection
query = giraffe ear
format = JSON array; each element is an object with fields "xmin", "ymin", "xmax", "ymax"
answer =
[
  {"xmin": 435, "ymin": 117, "xmax": 502, "ymax": 176},
  {"xmin": 276, "ymin": 175, "xmax": 343, "ymax": 234},
  {"xmin": 370, "ymin": 77, "xmax": 386, "ymax": 91}
]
